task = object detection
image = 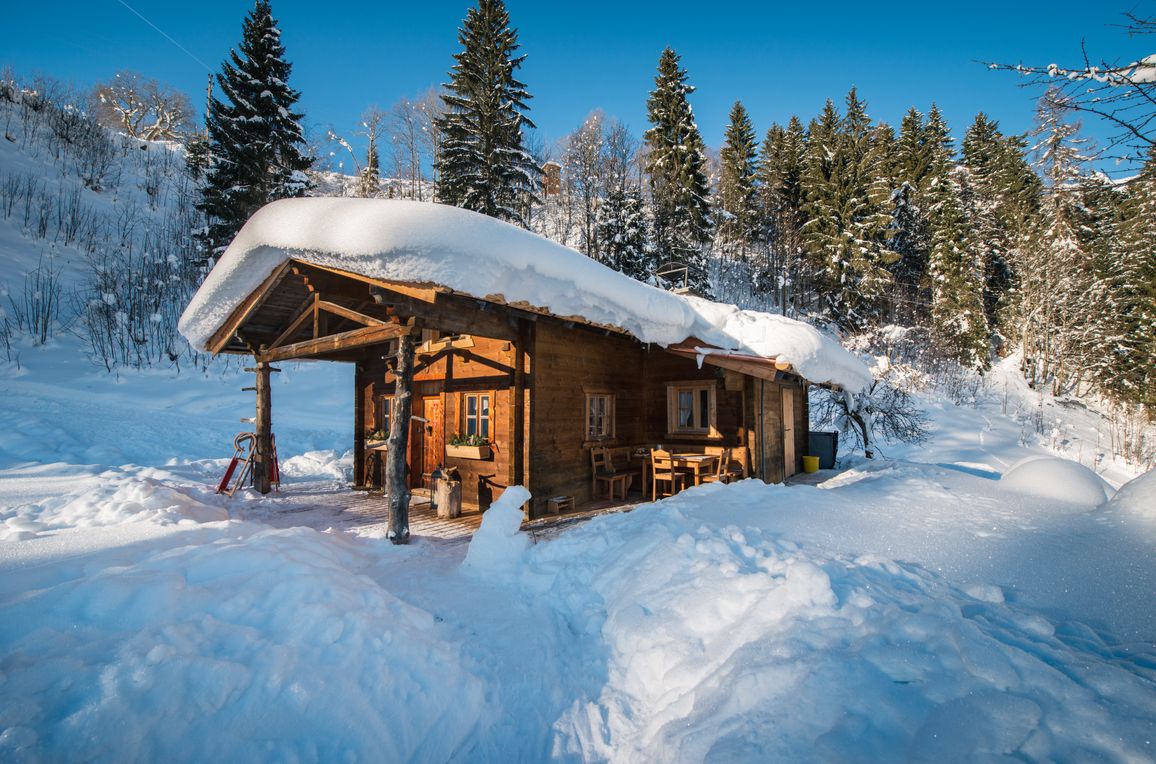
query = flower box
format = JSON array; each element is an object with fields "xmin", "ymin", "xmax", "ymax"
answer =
[{"xmin": 446, "ymin": 443, "xmax": 491, "ymax": 460}]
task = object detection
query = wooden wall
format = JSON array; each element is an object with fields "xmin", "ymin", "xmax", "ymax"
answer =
[
  {"xmin": 356, "ymin": 311, "xmax": 811, "ymax": 517},
  {"xmin": 528, "ymin": 320, "xmax": 647, "ymax": 513},
  {"xmin": 528, "ymin": 321, "xmax": 757, "ymax": 515},
  {"xmin": 363, "ymin": 335, "xmax": 528, "ymax": 510}
]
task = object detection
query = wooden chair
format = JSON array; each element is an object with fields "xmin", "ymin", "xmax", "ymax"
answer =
[
  {"xmin": 731, "ymin": 446, "xmax": 751, "ymax": 479},
  {"xmin": 591, "ymin": 447, "xmax": 631, "ymax": 501},
  {"xmin": 701, "ymin": 448, "xmax": 742, "ymax": 484},
  {"xmin": 650, "ymin": 449, "xmax": 686, "ymax": 498},
  {"xmin": 607, "ymin": 446, "xmax": 644, "ymax": 488}
]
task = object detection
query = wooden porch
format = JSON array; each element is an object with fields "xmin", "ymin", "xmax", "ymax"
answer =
[{"xmin": 238, "ymin": 480, "xmax": 645, "ymax": 543}]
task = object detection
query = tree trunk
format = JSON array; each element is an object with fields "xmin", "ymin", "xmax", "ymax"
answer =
[
  {"xmin": 385, "ymin": 332, "xmax": 416, "ymax": 544},
  {"xmin": 253, "ymin": 360, "xmax": 273, "ymax": 494}
]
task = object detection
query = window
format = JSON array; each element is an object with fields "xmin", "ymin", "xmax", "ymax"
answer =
[
  {"xmin": 666, "ymin": 382, "xmax": 718, "ymax": 436},
  {"xmin": 585, "ymin": 393, "xmax": 615, "ymax": 440},
  {"xmin": 463, "ymin": 393, "xmax": 491, "ymax": 440},
  {"xmin": 375, "ymin": 396, "xmax": 394, "ymax": 438}
]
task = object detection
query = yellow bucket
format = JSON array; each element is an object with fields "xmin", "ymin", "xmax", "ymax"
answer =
[{"xmin": 802, "ymin": 455, "xmax": 820, "ymax": 473}]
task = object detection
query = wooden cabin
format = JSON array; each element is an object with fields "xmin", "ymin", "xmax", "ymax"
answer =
[{"xmin": 182, "ymin": 199, "xmax": 867, "ymax": 521}]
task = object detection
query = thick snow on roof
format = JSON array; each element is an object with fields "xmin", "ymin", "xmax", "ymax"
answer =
[{"xmin": 180, "ymin": 198, "xmax": 871, "ymax": 392}]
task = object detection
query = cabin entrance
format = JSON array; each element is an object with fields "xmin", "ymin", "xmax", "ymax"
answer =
[
  {"xmin": 414, "ymin": 395, "xmax": 444, "ymax": 488},
  {"xmin": 782, "ymin": 387, "xmax": 797, "ymax": 478}
]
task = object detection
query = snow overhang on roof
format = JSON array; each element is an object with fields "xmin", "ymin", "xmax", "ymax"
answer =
[{"xmin": 179, "ymin": 198, "xmax": 872, "ymax": 393}]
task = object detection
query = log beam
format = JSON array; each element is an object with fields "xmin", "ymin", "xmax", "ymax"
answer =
[
  {"xmin": 317, "ymin": 300, "xmax": 387, "ymax": 327},
  {"xmin": 258, "ymin": 322, "xmax": 415, "ymax": 363}
]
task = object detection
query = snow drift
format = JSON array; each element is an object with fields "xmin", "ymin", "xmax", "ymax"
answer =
[
  {"xmin": 0, "ymin": 526, "xmax": 489, "ymax": 762},
  {"xmin": 178, "ymin": 198, "xmax": 871, "ymax": 393},
  {"xmin": 1108, "ymin": 468, "xmax": 1156, "ymax": 523},
  {"xmin": 1000, "ymin": 456, "xmax": 1114, "ymax": 509}
]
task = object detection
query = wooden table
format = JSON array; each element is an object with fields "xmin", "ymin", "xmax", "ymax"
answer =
[
  {"xmin": 640, "ymin": 452, "xmax": 719, "ymax": 498},
  {"xmin": 363, "ymin": 444, "xmax": 388, "ymax": 488}
]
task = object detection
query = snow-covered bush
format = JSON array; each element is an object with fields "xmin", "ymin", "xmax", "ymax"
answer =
[
  {"xmin": 6, "ymin": 255, "xmax": 68, "ymax": 345},
  {"xmin": 811, "ymin": 326, "xmax": 932, "ymax": 458},
  {"xmin": 75, "ymin": 248, "xmax": 200, "ymax": 372}
]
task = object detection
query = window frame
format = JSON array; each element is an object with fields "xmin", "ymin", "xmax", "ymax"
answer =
[
  {"xmin": 665, "ymin": 381, "xmax": 720, "ymax": 438},
  {"xmin": 461, "ymin": 391, "xmax": 492, "ymax": 441},
  {"xmin": 584, "ymin": 392, "xmax": 616, "ymax": 442},
  {"xmin": 375, "ymin": 395, "xmax": 395, "ymax": 438}
]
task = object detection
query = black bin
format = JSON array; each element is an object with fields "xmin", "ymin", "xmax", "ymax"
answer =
[{"xmin": 808, "ymin": 431, "xmax": 838, "ymax": 470}]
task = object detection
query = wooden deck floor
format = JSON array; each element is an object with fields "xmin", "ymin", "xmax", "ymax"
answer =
[{"xmin": 240, "ymin": 481, "xmax": 644, "ymax": 543}]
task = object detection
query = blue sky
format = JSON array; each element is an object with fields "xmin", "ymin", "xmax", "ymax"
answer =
[{"xmin": 5, "ymin": 1, "xmax": 1152, "ymax": 174}]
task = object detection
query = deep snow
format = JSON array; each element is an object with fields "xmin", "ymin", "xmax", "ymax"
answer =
[
  {"xmin": 1, "ymin": 340, "xmax": 1153, "ymax": 761},
  {"xmin": 1, "ymin": 103, "xmax": 1153, "ymax": 762}
]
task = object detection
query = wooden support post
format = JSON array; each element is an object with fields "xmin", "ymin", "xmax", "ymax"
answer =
[
  {"xmin": 253, "ymin": 359, "xmax": 273, "ymax": 494},
  {"xmin": 511, "ymin": 319, "xmax": 528, "ymax": 488},
  {"xmin": 384, "ymin": 330, "xmax": 416, "ymax": 544},
  {"xmin": 353, "ymin": 360, "xmax": 367, "ymax": 487}
]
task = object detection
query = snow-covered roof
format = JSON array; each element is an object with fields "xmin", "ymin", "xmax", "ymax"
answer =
[{"xmin": 179, "ymin": 198, "xmax": 871, "ymax": 392}]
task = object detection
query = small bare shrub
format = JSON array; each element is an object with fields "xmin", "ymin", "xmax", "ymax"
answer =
[{"xmin": 7, "ymin": 255, "xmax": 66, "ymax": 345}]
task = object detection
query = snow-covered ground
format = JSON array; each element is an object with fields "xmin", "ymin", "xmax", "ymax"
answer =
[
  {"xmin": 1, "ymin": 95, "xmax": 1153, "ymax": 761},
  {"xmin": 1, "ymin": 334, "xmax": 1153, "ymax": 761}
]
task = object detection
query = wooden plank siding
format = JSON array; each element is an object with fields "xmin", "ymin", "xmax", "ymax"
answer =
[
  {"xmin": 528, "ymin": 321, "xmax": 648, "ymax": 514},
  {"xmin": 369, "ymin": 335, "xmax": 528, "ymax": 511}
]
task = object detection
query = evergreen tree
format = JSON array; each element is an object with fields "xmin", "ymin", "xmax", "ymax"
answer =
[
  {"xmin": 924, "ymin": 105, "xmax": 990, "ymax": 368},
  {"xmin": 802, "ymin": 89, "xmax": 895, "ymax": 329},
  {"xmin": 198, "ymin": 0, "xmax": 311, "ymax": 259},
  {"xmin": 1021, "ymin": 89, "xmax": 1098, "ymax": 392},
  {"xmin": 757, "ymin": 117, "xmax": 808, "ymax": 311},
  {"xmin": 358, "ymin": 131, "xmax": 381, "ymax": 198},
  {"xmin": 960, "ymin": 112, "xmax": 1032, "ymax": 345},
  {"xmin": 886, "ymin": 180, "xmax": 930, "ymax": 321},
  {"xmin": 435, "ymin": 0, "xmax": 538, "ymax": 227},
  {"xmin": 716, "ymin": 101, "xmax": 759, "ymax": 260},
  {"xmin": 1097, "ymin": 147, "xmax": 1156, "ymax": 407},
  {"xmin": 887, "ymin": 107, "xmax": 933, "ymax": 314},
  {"xmin": 644, "ymin": 48, "xmax": 713, "ymax": 296},
  {"xmin": 894, "ymin": 107, "xmax": 935, "ymax": 190},
  {"xmin": 596, "ymin": 185, "xmax": 652, "ymax": 281},
  {"xmin": 801, "ymin": 99, "xmax": 841, "ymax": 306}
]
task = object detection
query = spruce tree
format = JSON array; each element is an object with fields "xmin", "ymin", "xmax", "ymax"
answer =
[
  {"xmin": 644, "ymin": 48, "xmax": 713, "ymax": 296},
  {"xmin": 358, "ymin": 132, "xmax": 381, "ymax": 198},
  {"xmin": 802, "ymin": 89, "xmax": 895, "ymax": 329},
  {"xmin": 596, "ymin": 185, "xmax": 652, "ymax": 281},
  {"xmin": 1096, "ymin": 147, "xmax": 1156, "ymax": 407},
  {"xmin": 801, "ymin": 99, "xmax": 841, "ymax": 307},
  {"xmin": 198, "ymin": 0, "xmax": 312, "ymax": 259},
  {"xmin": 960, "ymin": 113, "xmax": 1026, "ymax": 345},
  {"xmin": 888, "ymin": 107, "xmax": 934, "ymax": 316},
  {"xmin": 1021, "ymin": 90, "xmax": 1097, "ymax": 392},
  {"xmin": 924, "ymin": 105, "xmax": 990, "ymax": 369},
  {"xmin": 886, "ymin": 180, "xmax": 930, "ymax": 322},
  {"xmin": 435, "ymin": 0, "xmax": 538, "ymax": 227},
  {"xmin": 716, "ymin": 101, "xmax": 759, "ymax": 260},
  {"xmin": 758, "ymin": 117, "xmax": 808, "ymax": 312}
]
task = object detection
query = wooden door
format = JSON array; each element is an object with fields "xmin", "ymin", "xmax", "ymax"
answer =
[
  {"xmin": 420, "ymin": 395, "xmax": 444, "ymax": 482},
  {"xmin": 782, "ymin": 387, "xmax": 796, "ymax": 478}
]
